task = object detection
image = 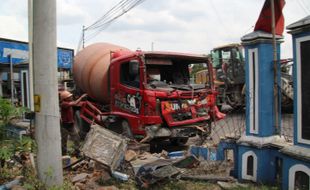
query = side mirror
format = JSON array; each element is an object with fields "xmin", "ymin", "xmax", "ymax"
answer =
[{"xmin": 129, "ymin": 60, "xmax": 139, "ymax": 76}]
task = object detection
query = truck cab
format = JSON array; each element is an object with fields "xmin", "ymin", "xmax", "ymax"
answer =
[
  {"xmin": 107, "ymin": 51, "xmax": 222, "ymax": 142},
  {"xmin": 75, "ymin": 45, "xmax": 223, "ymax": 143}
]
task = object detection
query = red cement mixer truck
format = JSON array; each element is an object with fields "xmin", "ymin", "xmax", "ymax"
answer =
[{"xmin": 73, "ymin": 43, "xmax": 224, "ymax": 144}]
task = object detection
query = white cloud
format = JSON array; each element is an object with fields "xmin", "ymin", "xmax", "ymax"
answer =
[
  {"xmin": 57, "ymin": 0, "xmax": 89, "ymax": 26},
  {"xmin": 0, "ymin": 16, "xmax": 27, "ymax": 41}
]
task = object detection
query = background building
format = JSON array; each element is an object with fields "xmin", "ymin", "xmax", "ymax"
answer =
[{"xmin": 0, "ymin": 38, "xmax": 74, "ymax": 108}]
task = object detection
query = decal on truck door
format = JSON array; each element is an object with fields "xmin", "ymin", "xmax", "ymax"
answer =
[{"xmin": 115, "ymin": 92, "xmax": 142, "ymax": 114}]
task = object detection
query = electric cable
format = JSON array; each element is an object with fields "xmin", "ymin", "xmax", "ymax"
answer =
[
  {"xmin": 77, "ymin": 0, "xmax": 146, "ymax": 49},
  {"xmin": 85, "ymin": 0, "xmax": 145, "ymax": 42}
]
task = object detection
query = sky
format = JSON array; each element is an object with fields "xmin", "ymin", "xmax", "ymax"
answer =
[{"xmin": 0, "ymin": 0, "xmax": 309, "ymax": 58}]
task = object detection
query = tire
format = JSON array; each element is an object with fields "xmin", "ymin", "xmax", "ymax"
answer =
[
  {"xmin": 74, "ymin": 110, "xmax": 90, "ymax": 140},
  {"xmin": 108, "ymin": 119, "xmax": 134, "ymax": 139},
  {"xmin": 120, "ymin": 120, "xmax": 134, "ymax": 139}
]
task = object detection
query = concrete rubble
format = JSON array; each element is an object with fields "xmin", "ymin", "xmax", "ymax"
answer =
[
  {"xmin": 62, "ymin": 125, "xmax": 236, "ymax": 189},
  {"xmin": 0, "ymin": 124, "xmax": 237, "ymax": 189},
  {"xmin": 81, "ymin": 125, "xmax": 128, "ymax": 171}
]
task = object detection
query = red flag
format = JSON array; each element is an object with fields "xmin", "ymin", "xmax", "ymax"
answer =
[{"xmin": 254, "ymin": 0, "xmax": 285, "ymax": 35}]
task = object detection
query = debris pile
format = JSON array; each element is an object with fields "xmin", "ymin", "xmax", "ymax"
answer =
[
  {"xmin": 63, "ymin": 125, "xmax": 235, "ymax": 189},
  {"xmin": 0, "ymin": 124, "xmax": 235, "ymax": 189}
]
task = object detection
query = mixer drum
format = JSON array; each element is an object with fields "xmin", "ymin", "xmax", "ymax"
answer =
[{"xmin": 73, "ymin": 43, "xmax": 129, "ymax": 103}]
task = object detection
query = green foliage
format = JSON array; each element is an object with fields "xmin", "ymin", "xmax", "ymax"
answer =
[
  {"xmin": 0, "ymin": 136, "xmax": 36, "ymax": 163},
  {"xmin": 16, "ymin": 136, "xmax": 37, "ymax": 153},
  {"xmin": 22, "ymin": 166, "xmax": 74, "ymax": 190},
  {"xmin": 0, "ymin": 98, "xmax": 16, "ymax": 124},
  {"xmin": 0, "ymin": 165, "xmax": 22, "ymax": 184},
  {"xmin": 21, "ymin": 166, "xmax": 45, "ymax": 190},
  {"xmin": 47, "ymin": 180, "xmax": 74, "ymax": 190},
  {"xmin": 0, "ymin": 98, "xmax": 27, "ymax": 124},
  {"xmin": 149, "ymin": 180, "xmax": 218, "ymax": 190},
  {"xmin": 0, "ymin": 140, "xmax": 15, "ymax": 161},
  {"xmin": 0, "ymin": 97, "xmax": 32, "ymax": 164}
]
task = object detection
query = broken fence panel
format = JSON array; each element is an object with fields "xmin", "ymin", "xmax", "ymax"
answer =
[{"xmin": 82, "ymin": 125, "xmax": 127, "ymax": 171}]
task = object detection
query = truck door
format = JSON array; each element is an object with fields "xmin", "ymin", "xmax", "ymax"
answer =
[{"xmin": 111, "ymin": 58, "xmax": 144, "ymax": 134}]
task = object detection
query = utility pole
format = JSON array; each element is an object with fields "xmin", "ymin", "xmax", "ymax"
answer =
[
  {"xmin": 33, "ymin": 0, "xmax": 63, "ymax": 186},
  {"xmin": 9, "ymin": 55, "xmax": 14, "ymax": 104},
  {"xmin": 271, "ymin": 0, "xmax": 280, "ymax": 134},
  {"xmin": 28, "ymin": 0, "xmax": 34, "ymax": 111}
]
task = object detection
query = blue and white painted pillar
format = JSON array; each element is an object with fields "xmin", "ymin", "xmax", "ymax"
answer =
[
  {"xmin": 283, "ymin": 16, "xmax": 310, "ymax": 190},
  {"xmin": 236, "ymin": 31, "xmax": 283, "ymax": 183},
  {"xmin": 242, "ymin": 31, "xmax": 282, "ymax": 138}
]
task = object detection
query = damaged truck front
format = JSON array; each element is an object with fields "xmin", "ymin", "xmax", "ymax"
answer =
[{"xmin": 73, "ymin": 43, "xmax": 224, "ymax": 144}]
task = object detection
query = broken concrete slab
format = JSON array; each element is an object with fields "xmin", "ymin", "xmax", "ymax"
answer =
[
  {"xmin": 130, "ymin": 153, "xmax": 161, "ymax": 175},
  {"xmin": 125, "ymin": 150, "xmax": 137, "ymax": 162},
  {"xmin": 82, "ymin": 125, "xmax": 127, "ymax": 171},
  {"xmin": 151, "ymin": 165, "xmax": 180, "ymax": 178},
  {"xmin": 72, "ymin": 173, "xmax": 89, "ymax": 183},
  {"xmin": 127, "ymin": 142, "xmax": 150, "ymax": 153},
  {"xmin": 135, "ymin": 159, "xmax": 177, "ymax": 187},
  {"xmin": 172, "ymin": 155, "xmax": 200, "ymax": 168}
]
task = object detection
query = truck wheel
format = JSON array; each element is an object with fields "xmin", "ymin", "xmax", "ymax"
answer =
[
  {"xmin": 74, "ymin": 110, "xmax": 90, "ymax": 140},
  {"xmin": 120, "ymin": 120, "xmax": 134, "ymax": 139},
  {"xmin": 170, "ymin": 137, "xmax": 189, "ymax": 146},
  {"xmin": 108, "ymin": 119, "xmax": 133, "ymax": 139}
]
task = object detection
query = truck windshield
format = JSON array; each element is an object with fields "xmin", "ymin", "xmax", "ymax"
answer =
[
  {"xmin": 211, "ymin": 47, "xmax": 244, "ymax": 68},
  {"xmin": 145, "ymin": 58, "xmax": 210, "ymax": 90}
]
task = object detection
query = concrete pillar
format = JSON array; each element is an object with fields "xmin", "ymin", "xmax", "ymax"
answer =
[
  {"xmin": 28, "ymin": 0, "xmax": 34, "ymax": 111},
  {"xmin": 33, "ymin": 0, "xmax": 63, "ymax": 186},
  {"xmin": 287, "ymin": 16, "xmax": 310, "ymax": 146},
  {"xmin": 241, "ymin": 31, "xmax": 282, "ymax": 137}
]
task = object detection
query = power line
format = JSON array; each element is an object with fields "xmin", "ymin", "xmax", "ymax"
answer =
[
  {"xmin": 209, "ymin": 0, "xmax": 229, "ymax": 32},
  {"xmin": 300, "ymin": 0, "xmax": 310, "ymax": 13},
  {"xmin": 77, "ymin": 0, "xmax": 146, "ymax": 50},
  {"xmin": 85, "ymin": 0, "xmax": 143, "ymax": 42},
  {"xmin": 88, "ymin": 0, "xmax": 144, "ymax": 31},
  {"xmin": 86, "ymin": 0, "xmax": 128, "ymax": 30},
  {"xmin": 296, "ymin": 0, "xmax": 310, "ymax": 15}
]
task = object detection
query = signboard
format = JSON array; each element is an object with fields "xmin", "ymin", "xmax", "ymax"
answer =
[{"xmin": 0, "ymin": 38, "xmax": 73, "ymax": 69}]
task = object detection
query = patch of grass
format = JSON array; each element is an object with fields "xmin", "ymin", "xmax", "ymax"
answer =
[
  {"xmin": 97, "ymin": 179, "xmax": 220, "ymax": 190},
  {"xmin": 230, "ymin": 184, "xmax": 280, "ymax": 190},
  {"xmin": 22, "ymin": 166, "xmax": 74, "ymax": 190},
  {"xmin": 151, "ymin": 180, "xmax": 220, "ymax": 190},
  {"xmin": 0, "ymin": 166, "xmax": 22, "ymax": 184},
  {"xmin": 97, "ymin": 178, "xmax": 280, "ymax": 190}
]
